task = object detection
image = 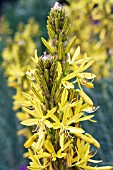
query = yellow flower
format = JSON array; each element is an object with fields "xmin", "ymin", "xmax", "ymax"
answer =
[
  {"xmin": 21, "ymin": 105, "xmax": 56, "ymax": 149},
  {"xmin": 34, "ymin": 138, "xmax": 72, "ymax": 161},
  {"xmin": 52, "ymin": 102, "xmax": 85, "ymax": 150},
  {"xmin": 72, "ymin": 138, "xmax": 101, "ymax": 169},
  {"xmin": 27, "ymin": 149, "xmax": 49, "ymax": 170}
]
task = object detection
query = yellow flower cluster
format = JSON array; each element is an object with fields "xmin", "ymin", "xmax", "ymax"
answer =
[
  {"xmin": 0, "ymin": 16, "xmax": 12, "ymax": 37},
  {"xmin": 65, "ymin": 0, "xmax": 113, "ymax": 79},
  {"xmin": 20, "ymin": 3, "xmax": 113, "ymax": 170},
  {"xmin": 2, "ymin": 18, "xmax": 40, "ymax": 139}
]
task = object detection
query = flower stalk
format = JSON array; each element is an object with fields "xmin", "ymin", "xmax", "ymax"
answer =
[{"xmin": 20, "ymin": 3, "xmax": 113, "ymax": 170}]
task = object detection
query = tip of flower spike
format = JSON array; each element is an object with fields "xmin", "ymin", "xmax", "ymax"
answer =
[{"xmin": 53, "ymin": 2, "xmax": 62, "ymax": 10}]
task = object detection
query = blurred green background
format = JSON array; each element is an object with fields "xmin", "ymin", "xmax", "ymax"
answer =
[{"xmin": 0, "ymin": 0, "xmax": 113, "ymax": 169}]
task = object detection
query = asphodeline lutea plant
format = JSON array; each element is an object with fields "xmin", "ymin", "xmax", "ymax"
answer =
[
  {"xmin": 2, "ymin": 18, "xmax": 40, "ymax": 140},
  {"xmin": 20, "ymin": 3, "xmax": 113, "ymax": 170},
  {"xmin": 65, "ymin": 0, "xmax": 113, "ymax": 79}
]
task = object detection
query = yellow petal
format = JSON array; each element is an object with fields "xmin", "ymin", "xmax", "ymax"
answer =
[
  {"xmin": 22, "ymin": 107, "xmax": 39, "ymax": 118},
  {"xmin": 84, "ymin": 82, "xmax": 94, "ymax": 88},
  {"xmin": 52, "ymin": 123, "xmax": 60, "ymax": 129},
  {"xmin": 62, "ymin": 102, "xmax": 73, "ymax": 123},
  {"xmin": 61, "ymin": 88, "xmax": 68, "ymax": 107},
  {"xmin": 79, "ymin": 53, "xmax": 87, "ymax": 72},
  {"xmin": 58, "ymin": 140, "xmax": 73, "ymax": 154},
  {"xmin": 79, "ymin": 90, "xmax": 93, "ymax": 106},
  {"xmin": 16, "ymin": 112, "xmax": 29, "ymax": 121},
  {"xmin": 62, "ymin": 80, "xmax": 74, "ymax": 89},
  {"xmin": 51, "ymin": 114, "xmax": 60, "ymax": 124},
  {"xmin": 62, "ymin": 71, "xmax": 76, "ymax": 81},
  {"xmin": 36, "ymin": 152, "xmax": 50, "ymax": 159},
  {"xmin": 71, "ymin": 63, "xmax": 79, "ymax": 71},
  {"xmin": 45, "ymin": 107, "xmax": 56, "ymax": 119},
  {"xmin": 21, "ymin": 118, "xmax": 38, "ymax": 126},
  {"xmin": 44, "ymin": 139, "xmax": 55, "ymax": 154},
  {"xmin": 78, "ymin": 165, "xmax": 97, "ymax": 170},
  {"xmin": 66, "ymin": 113, "xmax": 83, "ymax": 125},
  {"xmin": 76, "ymin": 114, "xmax": 94, "ymax": 123},
  {"xmin": 88, "ymin": 159, "xmax": 102, "ymax": 163},
  {"xmin": 85, "ymin": 133, "xmax": 100, "ymax": 148},
  {"xmin": 74, "ymin": 133, "xmax": 94, "ymax": 144},
  {"xmin": 36, "ymin": 125, "xmax": 45, "ymax": 151},
  {"xmin": 24, "ymin": 133, "xmax": 38, "ymax": 148},
  {"xmin": 81, "ymin": 60, "xmax": 95, "ymax": 72},
  {"xmin": 79, "ymin": 72, "xmax": 96, "ymax": 79},
  {"xmin": 49, "ymin": 162, "xmax": 54, "ymax": 170},
  {"xmin": 23, "ymin": 152, "xmax": 29, "ymax": 158},
  {"xmin": 35, "ymin": 101, "xmax": 43, "ymax": 118},
  {"xmin": 44, "ymin": 120, "xmax": 53, "ymax": 128},
  {"xmin": 67, "ymin": 126, "xmax": 85, "ymax": 134},
  {"xmin": 57, "ymin": 153, "xmax": 66, "ymax": 158},
  {"xmin": 63, "ymin": 139, "xmax": 73, "ymax": 151},
  {"xmin": 17, "ymin": 128, "xmax": 30, "ymax": 136},
  {"xmin": 75, "ymin": 57, "xmax": 92, "ymax": 65},
  {"xmin": 28, "ymin": 149, "xmax": 39, "ymax": 166},
  {"xmin": 31, "ymin": 49, "xmax": 39, "ymax": 63},
  {"xmin": 72, "ymin": 46, "xmax": 80, "ymax": 63},
  {"xmin": 60, "ymin": 131, "xmax": 64, "ymax": 150}
]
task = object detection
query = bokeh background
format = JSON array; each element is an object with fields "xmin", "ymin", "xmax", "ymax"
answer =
[{"xmin": 0, "ymin": 0, "xmax": 113, "ymax": 169}]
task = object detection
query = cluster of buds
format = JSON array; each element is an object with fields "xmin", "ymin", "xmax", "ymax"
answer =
[{"xmin": 20, "ymin": 3, "xmax": 113, "ymax": 170}]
